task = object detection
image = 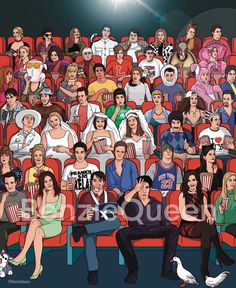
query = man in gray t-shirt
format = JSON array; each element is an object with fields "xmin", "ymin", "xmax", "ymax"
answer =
[
  {"xmin": 146, "ymin": 144, "xmax": 182, "ymax": 197},
  {"xmin": 0, "ymin": 172, "xmax": 30, "ymax": 251}
]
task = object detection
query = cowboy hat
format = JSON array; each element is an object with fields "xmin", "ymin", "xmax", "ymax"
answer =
[{"xmin": 15, "ymin": 109, "xmax": 41, "ymax": 129}]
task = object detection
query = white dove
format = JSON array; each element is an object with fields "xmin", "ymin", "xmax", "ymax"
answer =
[
  {"xmin": 205, "ymin": 271, "xmax": 230, "ymax": 287},
  {"xmin": 171, "ymin": 257, "xmax": 199, "ymax": 288}
]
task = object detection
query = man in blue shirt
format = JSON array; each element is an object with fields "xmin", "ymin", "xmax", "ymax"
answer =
[
  {"xmin": 221, "ymin": 65, "xmax": 236, "ymax": 100},
  {"xmin": 106, "ymin": 141, "xmax": 138, "ymax": 196},
  {"xmin": 160, "ymin": 111, "xmax": 195, "ymax": 162},
  {"xmin": 219, "ymin": 90, "xmax": 236, "ymax": 135}
]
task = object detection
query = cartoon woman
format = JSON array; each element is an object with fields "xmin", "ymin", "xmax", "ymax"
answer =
[
  {"xmin": 57, "ymin": 63, "xmax": 82, "ymax": 103},
  {"xmin": 14, "ymin": 46, "xmax": 31, "ymax": 89},
  {"xmin": 179, "ymin": 170, "xmax": 234, "ymax": 280},
  {"xmin": 41, "ymin": 112, "xmax": 78, "ymax": 165},
  {"xmin": 0, "ymin": 67, "xmax": 18, "ymax": 102},
  {"xmin": 10, "ymin": 171, "xmax": 66, "ymax": 280},
  {"xmin": 46, "ymin": 46, "xmax": 69, "ymax": 75},
  {"xmin": 65, "ymin": 27, "xmax": 86, "ymax": 60},
  {"xmin": 24, "ymin": 144, "xmax": 53, "ymax": 187}
]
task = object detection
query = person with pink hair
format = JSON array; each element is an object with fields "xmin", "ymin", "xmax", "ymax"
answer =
[
  {"xmin": 191, "ymin": 63, "xmax": 222, "ymax": 110},
  {"xmin": 199, "ymin": 44, "xmax": 227, "ymax": 84}
]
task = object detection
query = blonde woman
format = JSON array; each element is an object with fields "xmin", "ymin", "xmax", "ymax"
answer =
[
  {"xmin": 14, "ymin": 46, "xmax": 31, "ymax": 89},
  {"xmin": 215, "ymin": 172, "xmax": 236, "ymax": 236},
  {"xmin": 7, "ymin": 27, "xmax": 29, "ymax": 57},
  {"xmin": 57, "ymin": 63, "xmax": 82, "ymax": 103},
  {"xmin": 24, "ymin": 144, "xmax": 53, "ymax": 187},
  {"xmin": 150, "ymin": 28, "xmax": 173, "ymax": 64}
]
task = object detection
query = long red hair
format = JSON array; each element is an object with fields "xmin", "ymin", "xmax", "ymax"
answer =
[{"xmin": 0, "ymin": 66, "xmax": 15, "ymax": 92}]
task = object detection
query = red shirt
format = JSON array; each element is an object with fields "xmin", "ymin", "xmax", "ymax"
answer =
[
  {"xmin": 78, "ymin": 105, "xmax": 88, "ymax": 131},
  {"xmin": 106, "ymin": 60, "xmax": 133, "ymax": 78}
]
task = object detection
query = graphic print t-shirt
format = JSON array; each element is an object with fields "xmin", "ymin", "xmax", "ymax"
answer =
[{"xmin": 62, "ymin": 163, "xmax": 99, "ymax": 195}]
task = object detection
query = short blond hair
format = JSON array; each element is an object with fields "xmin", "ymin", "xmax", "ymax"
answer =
[
  {"xmin": 64, "ymin": 63, "xmax": 78, "ymax": 81},
  {"xmin": 13, "ymin": 26, "xmax": 24, "ymax": 35}
]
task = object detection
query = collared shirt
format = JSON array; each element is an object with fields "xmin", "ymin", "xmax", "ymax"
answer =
[
  {"xmin": 91, "ymin": 38, "xmax": 118, "ymax": 65},
  {"xmin": 0, "ymin": 101, "xmax": 26, "ymax": 124},
  {"xmin": 219, "ymin": 106, "xmax": 236, "ymax": 135},
  {"xmin": 106, "ymin": 158, "xmax": 138, "ymax": 193}
]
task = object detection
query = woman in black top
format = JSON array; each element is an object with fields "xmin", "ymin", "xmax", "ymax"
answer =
[
  {"xmin": 196, "ymin": 145, "xmax": 223, "ymax": 203},
  {"xmin": 179, "ymin": 170, "xmax": 234, "ymax": 279}
]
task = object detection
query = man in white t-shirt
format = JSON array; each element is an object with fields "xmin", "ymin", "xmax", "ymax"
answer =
[
  {"xmin": 198, "ymin": 112, "xmax": 231, "ymax": 155},
  {"xmin": 139, "ymin": 46, "xmax": 163, "ymax": 84},
  {"xmin": 61, "ymin": 142, "xmax": 99, "ymax": 195}
]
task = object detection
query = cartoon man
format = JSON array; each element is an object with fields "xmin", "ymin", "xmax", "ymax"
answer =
[
  {"xmin": 22, "ymin": 59, "xmax": 48, "ymax": 104},
  {"xmin": 34, "ymin": 87, "xmax": 67, "ymax": 128},
  {"xmin": 160, "ymin": 111, "xmax": 196, "ymax": 162},
  {"xmin": 91, "ymin": 25, "xmax": 118, "ymax": 66},
  {"xmin": 155, "ymin": 64, "xmax": 185, "ymax": 109},
  {"xmin": 9, "ymin": 109, "xmax": 41, "ymax": 162},
  {"xmin": 106, "ymin": 141, "xmax": 138, "ymax": 196},
  {"xmin": 119, "ymin": 28, "xmax": 148, "ymax": 65},
  {"xmin": 138, "ymin": 46, "xmax": 163, "ymax": 85},
  {"xmin": 36, "ymin": 27, "xmax": 58, "ymax": 56},
  {"xmin": 72, "ymin": 171, "xmax": 120, "ymax": 285},
  {"xmin": 221, "ymin": 65, "xmax": 236, "ymax": 99},
  {"xmin": 0, "ymin": 172, "xmax": 30, "ymax": 251},
  {"xmin": 116, "ymin": 176, "xmax": 179, "ymax": 284},
  {"xmin": 199, "ymin": 111, "xmax": 232, "ymax": 156},
  {"xmin": 0, "ymin": 88, "xmax": 26, "ymax": 127},
  {"xmin": 106, "ymin": 45, "xmax": 133, "ymax": 84},
  {"xmin": 77, "ymin": 48, "xmax": 96, "ymax": 85},
  {"xmin": 203, "ymin": 24, "xmax": 231, "ymax": 58},
  {"xmin": 88, "ymin": 63, "xmax": 117, "ymax": 112},
  {"xmin": 61, "ymin": 141, "xmax": 99, "ymax": 195},
  {"xmin": 146, "ymin": 144, "xmax": 182, "ymax": 198},
  {"xmin": 68, "ymin": 87, "xmax": 100, "ymax": 131}
]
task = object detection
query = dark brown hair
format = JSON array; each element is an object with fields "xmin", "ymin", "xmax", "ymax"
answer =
[
  {"xmin": 114, "ymin": 141, "xmax": 128, "ymax": 153},
  {"xmin": 125, "ymin": 114, "xmax": 145, "ymax": 138},
  {"xmin": 186, "ymin": 22, "xmax": 198, "ymax": 33},
  {"xmin": 38, "ymin": 171, "xmax": 60, "ymax": 198},
  {"xmin": 178, "ymin": 95, "xmax": 206, "ymax": 113},
  {"xmin": 0, "ymin": 146, "xmax": 13, "ymax": 173}
]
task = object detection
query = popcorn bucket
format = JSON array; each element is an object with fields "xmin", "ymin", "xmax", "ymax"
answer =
[
  {"xmin": 125, "ymin": 143, "xmax": 137, "ymax": 159},
  {"xmin": 26, "ymin": 182, "xmax": 39, "ymax": 215},
  {"xmin": 142, "ymin": 139, "xmax": 151, "ymax": 160},
  {"xmin": 5, "ymin": 202, "xmax": 20, "ymax": 223},
  {"xmin": 93, "ymin": 138, "xmax": 107, "ymax": 154},
  {"xmin": 200, "ymin": 172, "xmax": 213, "ymax": 192}
]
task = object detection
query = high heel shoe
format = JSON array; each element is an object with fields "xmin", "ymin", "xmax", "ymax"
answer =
[
  {"xmin": 30, "ymin": 266, "xmax": 43, "ymax": 280},
  {"xmin": 9, "ymin": 257, "xmax": 26, "ymax": 266}
]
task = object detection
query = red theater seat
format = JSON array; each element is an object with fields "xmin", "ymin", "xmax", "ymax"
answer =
[
  {"xmin": 0, "ymin": 55, "xmax": 12, "ymax": 68},
  {"xmin": 226, "ymin": 55, "xmax": 236, "ymax": 66},
  {"xmin": 185, "ymin": 77, "xmax": 196, "ymax": 91},
  {"xmin": 106, "ymin": 55, "xmax": 133, "ymax": 66},
  {"xmin": 36, "ymin": 36, "xmax": 64, "ymax": 51},
  {"xmin": 141, "ymin": 101, "xmax": 173, "ymax": 114},
  {"xmin": 64, "ymin": 36, "xmax": 90, "ymax": 48},
  {"xmin": 153, "ymin": 76, "xmax": 183, "ymax": 88},
  {"xmin": 145, "ymin": 157, "xmax": 183, "ymax": 172},
  {"xmin": 185, "ymin": 158, "xmax": 223, "ymax": 171},
  {"xmin": 120, "ymin": 36, "xmax": 144, "ymax": 42},
  {"xmin": 147, "ymin": 36, "xmax": 174, "ymax": 45},
  {"xmin": 106, "ymin": 158, "xmax": 141, "ymax": 175},
  {"xmin": 105, "ymin": 101, "xmax": 136, "ymax": 110},
  {"xmin": 226, "ymin": 158, "xmax": 236, "ymax": 173},
  {"xmin": 232, "ymin": 37, "xmax": 236, "ymax": 54},
  {"xmin": 0, "ymin": 36, "xmax": 6, "ymax": 53},
  {"xmin": 137, "ymin": 55, "xmax": 163, "ymax": 64}
]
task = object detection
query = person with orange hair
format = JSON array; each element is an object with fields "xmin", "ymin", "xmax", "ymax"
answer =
[{"xmin": 0, "ymin": 67, "xmax": 18, "ymax": 102}]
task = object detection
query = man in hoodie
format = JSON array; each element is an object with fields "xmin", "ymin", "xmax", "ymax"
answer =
[{"xmin": 155, "ymin": 64, "xmax": 185, "ymax": 109}]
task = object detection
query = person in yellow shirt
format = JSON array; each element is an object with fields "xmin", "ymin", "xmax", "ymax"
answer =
[{"xmin": 88, "ymin": 63, "xmax": 117, "ymax": 112}]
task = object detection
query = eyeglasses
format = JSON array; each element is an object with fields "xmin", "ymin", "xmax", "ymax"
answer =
[
  {"xmin": 6, "ymin": 95, "xmax": 15, "ymax": 99},
  {"xmin": 26, "ymin": 62, "xmax": 42, "ymax": 69},
  {"xmin": 45, "ymin": 33, "xmax": 52, "ymax": 37}
]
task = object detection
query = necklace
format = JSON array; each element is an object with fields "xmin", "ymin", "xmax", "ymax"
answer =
[
  {"xmin": 190, "ymin": 109, "xmax": 197, "ymax": 118},
  {"xmin": 154, "ymin": 109, "xmax": 163, "ymax": 116}
]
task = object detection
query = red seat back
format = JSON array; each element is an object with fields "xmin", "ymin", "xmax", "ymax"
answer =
[
  {"xmin": 147, "ymin": 36, "xmax": 174, "ymax": 45},
  {"xmin": 165, "ymin": 190, "xmax": 181, "ymax": 226},
  {"xmin": 226, "ymin": 158, "xmax": 236, "ymax": 173},
  {"xmin": 0, "ymin": 37, "xmax": 6, "ymax": 53},
  {"xmin": 0, "ymin": 55, "xmax": 12, "ymax": 68},
  {"xmin": 141, "ymin": 101, "xmax": 172, "ymax": 113},
  {"xmin": 185, "ymin": 77, "xmax": 196, "ymax": 91},
  {"xmin": 145, "ymin": 157, "xmax": 183, "ymax": 172},
  {"xmin": 120, "ymin": 36, "xmax": 144, "ymax": 42},
  {"xmin": 8, "ymin": 36, "xmax": 35, "ymax": 53},
  {"xmin": 36, "ymin": 36, "xmax": 64, "ymax": 51},
  {"xmin": 185, "ymin": 158, "xmax": 223, "ymax": 171}
]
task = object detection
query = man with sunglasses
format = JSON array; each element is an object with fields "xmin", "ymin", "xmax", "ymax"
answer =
[
  {"xmin": 139, "ymin": 46, "xmax": 163, "ymax": 86},
  {"xmin": 77, "ymin": 48, "xmax": 96, "ymax": 85},
  {"xmin": 36, "ymin": 28, "xmax": 58, "ymax": 56},
  {"xmin": 0, "ymin": 88, "xmax": 26, "ymax": 127}
]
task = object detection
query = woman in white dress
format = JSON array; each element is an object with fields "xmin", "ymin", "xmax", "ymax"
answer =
[
  {"xmin": 119, "ymin": 110, "xmax": 155, "ymax": 174},
  {"xmin": 81, "ymin": 112, "xmax": 120, "ymax": 172},
  {"xmin": 41, "ymin": 112, "xmax": 78, "ymax": 165}
]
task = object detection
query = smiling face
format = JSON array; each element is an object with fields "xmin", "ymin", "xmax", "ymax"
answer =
[
  {"xmin": 73, "ymin": 28, "xmax": 80, "ymax": 40},
  {"xmin": 19, "ymin": 48, "xmax": 28, "ymax": 60},
  {"xmin": 203, "ymin": 149, "xmax": 216, "ymax": 164},
  {"xmin": 137, "ymin": 181, "xmax": 150, "ymax": 200},
  {"xmin": 115, "ymin": 94, "xmax": 125, "ymax": 106},
  {"xmin": 164, "ymin": 71, "xmax": 174, "ymax": 82},
  {"xmin": 6, "ymin": 93, "xmax": 17, "ymax": 107},
  {"xmin": 190, "ymin": 94, "xmax": 198, "ymax": 107},
  {"xmin": 4, "ymin": 176, "xmax": 17, "ymax": 193},
  {"xmin": 129, "ymin": 32, "xmax": 138, "ymax": 43},
  {"xmin": 44, "ymin": 175, "xmax": 54, "ymax": 191},
  {"xmin": 210, "ymin": 115, "xmax": 221, "ymax": 130},
  {"xmin": 226, "ymin": 175, "xmax": 236, "ymax": 191},
  {"xmin": 75, "ymin": 147, "xmax": 86, "ymax": 162},
  {"xmin": 50, "ymin": 51, "xmax": 59, "ymax": 62},
  {"xmin": 13, "ymin": 29, "xmax": 22, "ymax": 41},
  {"xmin": 128, "ymin": 116, "xmax": 138, "ymax": 130},
  {"xmin": 34, "ymin": 150, "xmax": 44, "ymax": 166},
  {"xmin": 187, "ymin": 27, "xmax": 195, "ymax": 39},
  {"xmin": 171, "ymin": 119, "xmax": 182, "ymax": 132},
  {"xmin": 0, "ymin": 153, "xmax": 10, "ymax": 165},
  {"xmin": 102, "ymin": 27, "xmax": 110, "ymax": 39},
  {"xmin": 95, "ymin": 117, "xmax": 106, "ymax": 130},
  {"xmin": 49, "ymin": 115, "xmax": 61, "ymax": 128},
  {"xmin": 40, "ymin": 93, "xmax": 51, "ymax": 105},
  {"xmin": 213, "ymin": 28, "xmax": 221, "ymax": 40},
  {"xmin": 22, "ymin": 114, "xmax": 35, "ymax": 128},
  {"xmin": 91, "ymin": 175, "xmax": 105, "ymax": 192},
  {"xmin": 152, "ymin": 93, "xmax": 162, "ymax": 105},
  {"xmin": 114, "ymin": 146, "xmax": 126, "ymax": 161},
  {"xmin": 157, "ymin": 31, "xmax": 165, "ymax": 43},
  {"xmin": 187, "ymin": 174, "xmax": 198, "ymax": 191}
]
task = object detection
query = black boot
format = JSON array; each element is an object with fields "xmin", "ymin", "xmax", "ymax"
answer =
[
  {"xmin": 87, "ymin": 270, "xmax": 98, "ymax": 285},
  {"xmin": 201, "ymin": 248, "xmax": 210, "ymax": 280},
  {"xmin": 72, "ymin": 226, "xmax": 86, "ymax": 242},
  {"xmin": 125, "ymin": 270, "xmax": 138, "ymax": 284},
  {"xmin": 161, "ymin": 270, "xmax": 179, "ymax": 281}
]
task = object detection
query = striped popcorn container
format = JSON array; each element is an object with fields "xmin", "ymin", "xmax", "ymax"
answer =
[
  {"xmin": 26, "ymin": 182, "xmax": 39, "ymax": 215},
  {"xmin": 93, "ymin": 138, "xmax": 107, "ymax": 154},
  {"xmin": 200, "ymin": 172, "xmax": 213, "ymax": 192},
  {"xmin": 125, "ymin": 143, "xmax": 137, "ymax": 159},
  {"xmin": 102, "ymin": 93, "xmax": 113, "ymax": 102},
  {"xmin": 142, "ymin": 139, "xmax": 151, "ymax": 160},
  {"xmin": 5, "ymin": 202, "xmax": 20, "ymax": 223}
]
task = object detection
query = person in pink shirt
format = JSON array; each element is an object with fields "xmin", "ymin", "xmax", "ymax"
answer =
[{"xmin": 0, "ymin": 67, "xmax": 18, "ymax": 103}]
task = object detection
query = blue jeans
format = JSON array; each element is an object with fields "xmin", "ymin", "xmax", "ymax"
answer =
[{"xmin": 84, "ymin": 218, "xmax": 120, "ymax": 271}]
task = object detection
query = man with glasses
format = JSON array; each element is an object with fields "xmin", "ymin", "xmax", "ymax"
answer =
[
  {"xmin": 77, "ymin": 48, "xmax": 96, "ymax": 85},
  {"xmin": 0, "ymin": 88, "xmax": 26, "ymax": 127},
  {"xmin": 139, "ymin": 46, "xmax": 163, "ymax": 86},
  {"xmin": 91, "ymin": 25, "xmax": 118, "ymax": 66},
  {"xmin": 36, "ymin": 27, "xmax": 58, "ymax": 56}
]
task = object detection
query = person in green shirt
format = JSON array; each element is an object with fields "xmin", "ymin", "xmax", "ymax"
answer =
[
  {"xmin": 215, "ymin": 171, "xmax": 236, "ymax": 236},
  {"xmin": 105, "ymin": 88, "xmax": 133, "ymax": 128}
]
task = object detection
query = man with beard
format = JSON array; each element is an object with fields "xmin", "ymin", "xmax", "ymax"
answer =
[
  {"xmin": 34, "ymin": 88, "xmax": 67, "ymax": 128},
  {"xmin": 68, "ymin": 87, "xmax": 100, "ymax": 131},
  {"xmin": 219, "ymin": 90, "xmax": 236, "ymax": 135},
  {"xmin": 77, "ymin": 48, "xmax": 96, "ymax": 86},
  {"xmin": 155, "ymin": 64, "xmax": 185, "ymax": 109},
  {"xmin": 160, "ymin": 111, "xmax": 195, "ymax": 163}
]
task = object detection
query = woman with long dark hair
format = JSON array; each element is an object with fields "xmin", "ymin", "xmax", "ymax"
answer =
[
  {"xmin": 179, "ymin": 170, "xmax": 234, "ymax": 280},
  {"xmin": 46, "ymin": 46, "xmax": 69, "ymax": 75},
  {"xmin": 195, "ymin": 145, "xmax": 223, "ymax": 202},
  {"xmin": 10, "ymin": 171, "xmax": 66, "ymax": 280}
]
